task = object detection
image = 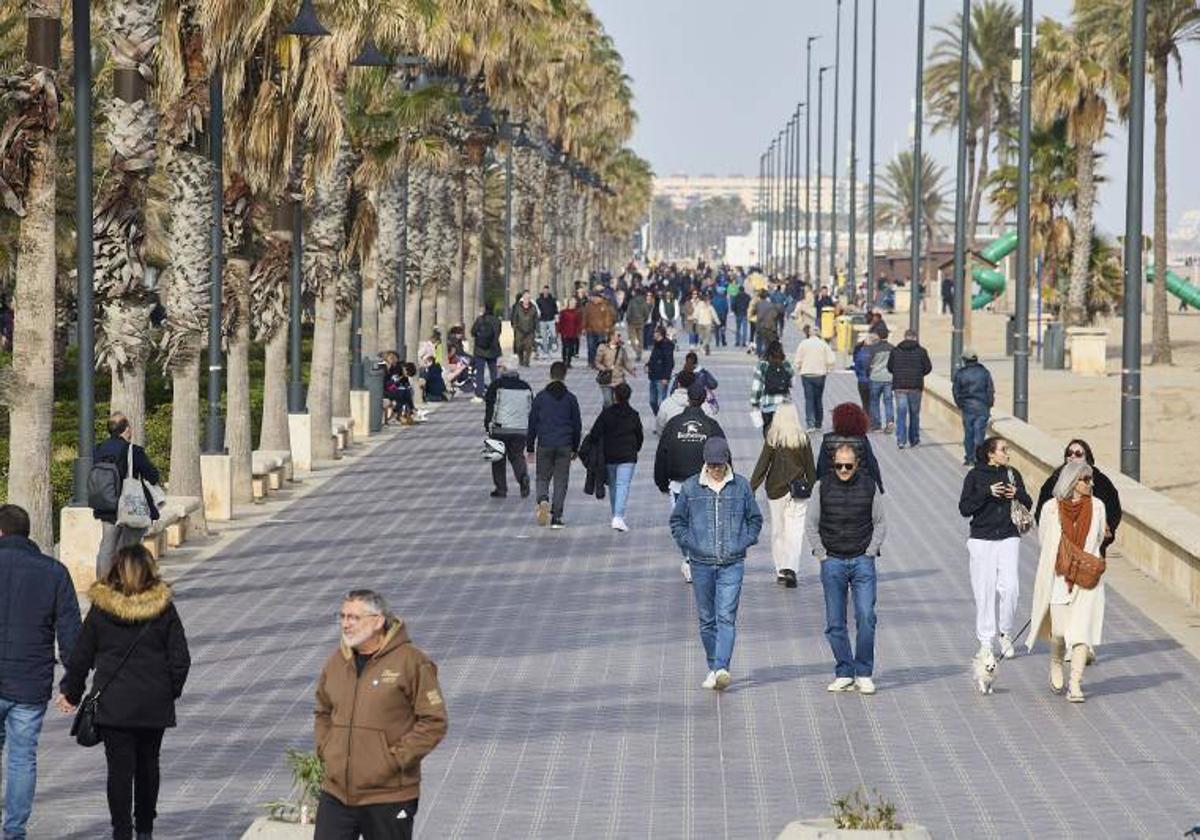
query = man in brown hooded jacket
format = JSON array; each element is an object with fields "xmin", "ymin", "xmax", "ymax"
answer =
[{"xmin": 314, "ymin": 590, "xmax": 447, "ymax": 840}]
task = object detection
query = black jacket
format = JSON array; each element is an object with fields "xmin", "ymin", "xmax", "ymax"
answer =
[
  {"xmin": 887, "ymin": 339, "xmax": 932, "ymax": 390},
  {"xmin": 654, "ymin": 408, "xmax": 726, "ymax": 492},
  {"xmin": 61, "ymin": 581, "xmax": 190, "ymax": 729},
  {"xmin": 93, "ymin": 436, "xmax": 161, "ymax": 523},
  {"xmin": 958, "ymin": 463, "xmax": 1032, "ymax": 541},
  {"xmin": 816, "ymin": 434, "xmax": 885, "ymax": 493},
  {"xmin": 647, "ymin": 339, "xmax": 675, "ymax": 381},
  {"xmin": 484, "ymin": 372, "xmax": 533, "ymax": 432},
  {"xmin": 577, "ymin": 433, "xmax": 607, "ymax": 499},
  {"xmin": 470, "ymin": 313, "xmax": 503, "ymax": 359},
  {"xmin": 526, "ymin": 381, "xmax": 582, "ymax": 453},
  {"xmin": 589, "ymin": 403, "xmax": 644, "ymax": 465},
  {"xmin": 0, "ymin": 535, "xmax": 82, "ymax": 704},
  {"xmin": 731, "ymin": 291, "xmax": 751, "ymax": 317},
  {"xmin": 536, "ymin": 294, "xmax": 558, "ymax": 322},
  {"xmin": 952, "ymin": 360, "xmax": 994, "ymax": 415},
  {"xmin": 1035, "ymin": 465, "xmax": 1122, "ymax": 555}
]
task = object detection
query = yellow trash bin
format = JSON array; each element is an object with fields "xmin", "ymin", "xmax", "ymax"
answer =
[
  {"xmin": 834, "ymin": 315, "xmax": 855, "ymax": 354},
  {"xmin": 820, "ymin": 309, "xmax": 836, "ymax": 341}
]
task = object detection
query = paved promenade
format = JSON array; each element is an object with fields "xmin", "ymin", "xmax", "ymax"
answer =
[{"xmin": 27, "ymin": 338, "xmax": 1200, "ymax": 839}]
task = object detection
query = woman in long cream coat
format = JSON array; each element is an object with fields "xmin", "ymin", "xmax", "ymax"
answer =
[{"xmin": 1026, "ymin": 459, "xmax": 1106, "ymax": 702}]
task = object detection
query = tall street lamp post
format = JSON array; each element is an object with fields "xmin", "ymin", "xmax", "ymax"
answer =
[
  {"xmin": 867, "ymin": 0, "xmax": 877, "ymax": 308},
  {"xmin": 205, "ymin": 67, "xmax": 225, "ymax": 453},
  {"xmin": 848, "ymin": 0, "xmax": 859, "ymax": 291},
  {"xmin": 72, "ymin": 0, "xmax": 94, "ymax": 503},
  {"xmin": 1121, "ymin": 0, "xmax": 1147, "ymax": 478},
  {"xmin": 816, "ymin": 66, "xmax": 830, "ymax": 287},
  {"xmin": 950, "ymin": 0, "xmax": 971, "ymax": 371},
  {"xmin": 783, "ymin": 117, "xmax": 794, "ymax": 276},
  {"xmin": 831, "ymin": 0, "xmax": 842, "ymax": 286},
  {"xmin": 792, "ymin": 103, "xmax": 805, "ymax": 278},
  {"xmin": 909, "ymin": 0, "xmax": 926, "ymax": 335},
  {"xmin": 1013, "ymin": 0, "xmax": 1033, "ymax": 421},
  {"xmin": 806, "ymin": 36, "xmax": 819, "ymax": 283}
]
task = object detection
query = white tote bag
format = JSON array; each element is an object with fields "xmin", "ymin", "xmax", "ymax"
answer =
[{"xmin": 116, "ymin": 444, "xmax": 153, "ymax": 529}]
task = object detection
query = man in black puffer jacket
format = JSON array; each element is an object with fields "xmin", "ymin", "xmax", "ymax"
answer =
[
  {"xmin": 526, "ymin": 362, "xmax": 582, "ymax": 529},
  {"xmin": 887, "ymin": 329, "xmax": 933, "ymax": 449},
  {"xmin": 951, "ymin": 349, "xmax": 995, "ymax": 466}
]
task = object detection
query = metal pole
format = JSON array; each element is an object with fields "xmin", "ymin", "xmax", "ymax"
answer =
[
  {"xmin": 396, "ymin": 158, "xmax": 408, "ymax": 359},
  {"xmin": 848, "ymin": 0, "xmax": 859, "ymax": 294},
  {"xmin": 765, "ymin": 142, "xmax": 773, "ymax": 269},
  {"xmin": 831, "ymin": 0, "xmax": 842, "ymax": 286},
  {"xmin": 205, "ymin": 67, "xmax": 225, "ymax": 453},
  {"xmin": 950, "ymin": 0, "xmax": 970, "ymax": 370},
  {"xmin": 350, "ymin": 268, "xmax": 363, "ymax": 388},
  {"xmin": 504, "ymin": 141, "xmax": 514, "ymax": 314},
  {"xmin": 788, "ymin": 113, "xmax": 799, "ymax": 277},
  {"xmin": 909, "ymin": 0, "xmax": 926, "ymax": 335},
  {"xmin": 287, "ymin": 198, "xmax": 306, "ymax": 412},
  {"xmin": 817, "ymin": 67, "xmax": 828, "ymax": 287},
  {"xmin": 71, "ymin": 0, "xmax": 94, "ymax": 504},
  {"xmin": 793, "ymin": 104, "xmax": 804, "ymax": 279},
  {"xmin": 1120, "ymin": 0, "xmax": 1147, "ymax": 479},
  {"xmin": 783, "ymin": 122, "xmax": 792, "ymax": 276},
  {"xmin": 867, "ymin": 0, "xmax": 877, "ymax": 309},
  {"xmin": 806, "ymin": 37, "xmax": 817, "ymax": 284},
  {"xmin": 1013, "ymin": 0, "xmax": 1032, "ymax": 421}
]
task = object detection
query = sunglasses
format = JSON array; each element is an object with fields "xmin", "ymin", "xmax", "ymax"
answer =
[
  {"xmin": 1066, "ymin": 449, "xmax": 1085, "ymax": 458},
  {"xmin": 833, "ymin": 463, "xmax": 856, "ymax": 473},
  {"xmin": 1077, "ymin": 476, "xmax": 1093, "ymax": 484}
]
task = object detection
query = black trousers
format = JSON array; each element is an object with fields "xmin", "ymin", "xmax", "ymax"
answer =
[
  {"xmin": 561, "ymin": 337, "xmax": 579, "ymax": 366},
  {"xmin": 314, "ymin": 792, "xmax": 419, "ymax": 840},
  {"xmin": 102, "ymin": 726, "xmax": 164, "ymax": 840},
  {"xmin": 491, "ymin": 433, "xmax": 528, "ymax": 493},
  {"xmin": 535, "ymin": 445, "xmax": 573, "ymax": 518}
]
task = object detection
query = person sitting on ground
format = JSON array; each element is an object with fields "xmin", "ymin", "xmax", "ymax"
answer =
[
  {"xmin": 1034, "ymin": 438, "xmax": 1122, "ymax": 558},
  {"xmin": 815, "ymin": 402, "xmax": 885, "ymax": 493},
  {"xmin": 384, "ymin": 358, "xmax": 416, "ymax": 425}
]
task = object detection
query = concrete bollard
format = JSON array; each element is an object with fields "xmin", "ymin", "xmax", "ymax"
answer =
[
  {"xmin": 59, "ymin": 506, "xmax": 103, "ymax": 592},
  {"xmin": 200, "ymin": 453, "xmax": 234, "ymax": 521},
  {"xmin": 288, "ymin": 413, "xmax": 312, "ymax": 472}
]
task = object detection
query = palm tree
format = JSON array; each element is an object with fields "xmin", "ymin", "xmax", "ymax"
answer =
[
  {"xmin": 221, "ymin": 180, "xmax": 254, "ymax": 503},
  {"xmin": 1033, "ymin": 18, "xmax": 1110, "ymax": 326},
  {"xmin": 925, "ymin": 0, "xmax": 1020, "ymax": 248},
  {"xmin": 1079, "ymin": 0, "xmax": 1199, "ymax": 364},
  {"xmin": 875, "ymin": 150, "xmax": 950, "ymax": 287},
  {"xmin": 0, "ymin": 0, "xmax": 63, "ymax": 545}
]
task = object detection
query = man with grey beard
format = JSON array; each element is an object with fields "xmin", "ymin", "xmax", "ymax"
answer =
[{"xmin": 314, "ymin": 591, "xmax": 448, "ymax": 839}]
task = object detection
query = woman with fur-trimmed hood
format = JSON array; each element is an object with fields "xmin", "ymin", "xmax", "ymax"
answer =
[{"xmin": 59, "ymin": 544, "xmax": 190, "ymax": 840}]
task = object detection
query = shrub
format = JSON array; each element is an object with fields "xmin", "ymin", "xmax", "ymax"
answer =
[{"xmin": 831, "ymin": 787, "xmax": 902, "ymax": 831}]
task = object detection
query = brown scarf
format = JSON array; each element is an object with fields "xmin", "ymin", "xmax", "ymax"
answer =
[{"xmin": 1058, "ymin": 496, "xmax": 1092, "ymax": 550}]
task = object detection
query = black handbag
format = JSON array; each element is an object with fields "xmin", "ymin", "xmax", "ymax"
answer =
[
  {"xmin": 789, "ymin": 476, "xmax": 812, "ymax": 500},
  {"xmin": 71, "ymin": 623, "xmax": 150, "ymax": 748}
]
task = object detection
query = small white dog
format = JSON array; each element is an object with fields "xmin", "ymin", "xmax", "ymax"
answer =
[{"xmin": 972, "ymin": 648, "xmax": 997, "ymax": 695}]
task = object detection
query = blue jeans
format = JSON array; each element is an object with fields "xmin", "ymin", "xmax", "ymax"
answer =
[
  {"xmin": 690, "ymin": 561, "xmax": 745, "ymax": 672},
  {"xmin": 868, "ymin": 381, "xmax": 894, "ymax": 428},
  {"xmin": 606, "ymin": 462, "xmax": 635, "ymax": 517},
  {"xmin": 820, "ymin": 555, "xmax": 878, "ymax": 678},
  {"xmin": 800, "ymin": 375, "xmax": 826, "ymax": 429},
  {"xmin": 962, "ymin": 411, "xmax": 989, "ymax": 463},
  {"xmin": 473, "ymin": 357, "xmax": 497, "ymax": 397},
  {"xmin": 586, "ymin": 333, "xmax": 604, "ymax": 367},
  {"xmin": 894, "ymin": 390, "xmax": 922, "ymax": 445},
  {"xmin": 734, "ymin": 315, "xmax": 748, "ymax": 346},
  {"xmin": 649, "ymin": 379, "xmax": 671, "ymax": 415},
  {"xmin": 0, "ymin": 698, "xmax": 47, "ymax": 840}
]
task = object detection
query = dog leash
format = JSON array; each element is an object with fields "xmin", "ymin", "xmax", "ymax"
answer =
[{"xmin": 995, "ymin": 619, "xmax": 1033, "ymax": 666}]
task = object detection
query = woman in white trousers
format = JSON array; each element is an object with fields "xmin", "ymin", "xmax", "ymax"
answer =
[
  {"xmin": 749, "ymin": 403, "xmax": 817, "ymax": 588},
  {"xmin": 958, "ymin": 436, "xmax": 1032, "ymax": 659}
]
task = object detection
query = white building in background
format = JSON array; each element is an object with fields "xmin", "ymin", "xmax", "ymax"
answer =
[{"xmin": 653, "ymin": 173, "xmax": 845, "ymax": 213}]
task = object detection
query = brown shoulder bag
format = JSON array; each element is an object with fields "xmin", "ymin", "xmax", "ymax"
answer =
[{"xmin": 1055, "ymin": 538, "xmax": 1106, "ymax": 592}]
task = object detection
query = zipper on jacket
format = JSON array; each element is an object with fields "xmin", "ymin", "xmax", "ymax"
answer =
[
  {"xmin": 714, "ymin": 490, "xmax": 721, "ymax": 561},
  {"xmin": 346, "ymin": 660, "xmax": 363, "ymax": 800}
]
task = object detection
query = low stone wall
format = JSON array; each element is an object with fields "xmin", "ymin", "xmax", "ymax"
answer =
[{"xmin": 923, "ymin": 373, "xmax": 1200, "ymax": 609}]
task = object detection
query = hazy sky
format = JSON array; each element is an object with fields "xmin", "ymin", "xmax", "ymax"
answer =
[{"xmin": 590, "ymin": 0, "xmax": 1199, "ymax": 236}]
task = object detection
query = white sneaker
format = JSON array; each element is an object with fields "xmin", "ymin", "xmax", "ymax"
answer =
[
  {"xmin": 611, "ymin": 516, "xmax": 628, "ymax": 532},
  {"xmin": 978, "ymin": 641, "xmax": 993, "ymax": 660},
  {"xmin": 680, "ymin": 561, "xmax": 692, "ymax": 583},
  {"xmin": 855, "ymin": 676, "xmax": 877, "ymax": 695},
  {"xmin": 470, "ymin": 396, "xmax": 483, "ymax": 404},
  {"xmin": 701, "ymin": 671, "xmax": 718, "ymax": 690},
  {"xmin": 827, "ymin": 677, "xmax": 856, "ymax": 692},
  {"xmin": 713, "ymin": 669, "xmax": 732, "ymax": 691},
  {"xmin": 999, "ymin": 634, "xmax": 1016, "ymax": 660}
]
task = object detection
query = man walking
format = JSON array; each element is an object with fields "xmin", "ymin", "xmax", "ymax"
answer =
[
  {"xmin": 92, "ymin": 411, "xmax": 161, "ymax": 578},
  {"xmin": 535, "ymin": 286, "xmax": 558, "ymax": 359},
  {"xmin": 469, "ymin": 304, "xmax": 503, "ymax": 402},
  {"xmin": 315, "ymin": 590, "xmax": 447, "ymax": 840},
  {"xmin": 669, "ymin": 438, "xmax": 762, "ymax": 690},
  {"xmin": 0, "ymin": 504, "xmax": 82, "ymax": 840},
  {"xmin": 582, "ymin": 290, "xmax": 616, "ymax": 368},
  {"xmin": 655, "ymin": 381, "xmax": 726, "ymax": 583},
  {"xmin": 510, "ymin": 291, "xmax": 539, "ymax": 367},
  {"xmin": 866, "ymin": 328, "xmax": 895, "ymax": 433},
  {"xmin": 484, "ymin": 360, "xmax": 533, "ymax": 498},
  {"xmin": 526, "ymin": 362, "xmax": 581, "ymax": 529},
  {"xmin": 804, "ymin": 445, "xmax": 886, "ymax": 694},
  {"xmin": 731, "ymin": 284, "xmax": 751, "ymax": 347},
  {"xmin": 887, "ymin": 329, "xmax": 933, "ymax": 449},
  {"xmin": 793, "ymin": 325, "xmax": 836, "ymax": 430},
  {"xmin": 624, "ymin": 290, "xmax": 652, "ymax": 362},
  {"xmin": 752, "ymin": 291, "xmax": 780, "ymax": 358},
  {"xmin": 952, "ymin": 348, "xmax": 995, "ymax": 466}
]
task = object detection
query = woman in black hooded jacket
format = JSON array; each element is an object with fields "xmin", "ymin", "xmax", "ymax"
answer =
[
  {"xmin": 1034, "ymin": 438, "xmax": 1122, "ymax": 557},
  {"xmin": 59, "ymin": 544, "xmax": 190, "ymax": 840}
]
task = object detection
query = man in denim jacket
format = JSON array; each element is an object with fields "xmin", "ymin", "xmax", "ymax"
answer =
[{"xmin": 669, "ymin": 437, "xmax": 763, "ymax": 691}]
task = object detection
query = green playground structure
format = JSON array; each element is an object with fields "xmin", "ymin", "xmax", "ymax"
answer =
[
  {"xmin": 970, "ymin": 230, "xmax": 1017, "ymax": 310},
  {"xmin": 1147, "ymin": 266, "xmax": 1200, "ymax": 309}
]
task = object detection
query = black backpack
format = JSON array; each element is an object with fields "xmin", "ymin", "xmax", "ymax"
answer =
[
  {"xmin": 762, "ymin": 363, "xmax": 791, "ymax": 396},
  {"xmin": 87, "ymin": 458, "xmax": 122, "ymax": 514},
  {"xmin": 474, "ymin": 317, "xmax": 496, "ymax": 349}
]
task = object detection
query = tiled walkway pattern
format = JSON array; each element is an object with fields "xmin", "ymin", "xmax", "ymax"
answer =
[{"xmin": 24, "ymin": 334, "xmax": 1200, "ymax": 839}]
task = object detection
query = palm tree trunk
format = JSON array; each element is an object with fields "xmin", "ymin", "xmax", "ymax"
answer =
[
  {"xmin": 333, "ymin": 310, "xmax": 351, "ymax": 418},
  {"xmin": 1149, "ymin": 53, "xmax": 1170, "ymax": 365},
  {"xmin": 109, "ymin": 357, "xmax": 147, "ymax": 443},
  {"xmin": 361, "ymin": 270, "xmax": 378, "ymax": 359},
  {"xmin": 168, "ymin": 354, "xmax": 202, "ymax": 499},
  {"xmin": 259, "ymin": 326, "xmax": 290, "ymax": 450},
  {"xmin": 5, "ymin": 62, "xmax": 58, "ymax": 547},
  {"xmin": 1065, "ymin": 140, "xmax": 1097, "ymax": 327},
  {"xmin": 308, "ymin": 289, "xmax": 336, "ymax": 461},
  {"xmin": 223, "ymin": 256, "xmax": 253, "ymax": 504},
  {"xmin": 451, "ymin": 168, "xmax": 467, "ymax": 327},
  {"xmin": 378, "ymin": 300, "xmax": 396, "ymax": 352}
]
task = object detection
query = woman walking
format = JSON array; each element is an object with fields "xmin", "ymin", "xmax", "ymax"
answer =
[
  {"xmin": 589, "ymin": 382, "xmax": 644, "ymax": 531},
  {"xmin": 958, "ymin": 437, "xmax": 1032, "ymax": 661},
  {"xmin": 557, "ymin": 297, "xmax": 583, "ymax": 367},
  {"xmin": 750, "ymin": 340, "xmax": 794, "ymax": 437},
  {"xmin": 594, "ymin": 328, "xmax": 635, "ymax": 408},
  {"xmin": 693, "ymin": 293, "xmax": 718, "ymax": 355},
  {"xmin": 749, "ymin": 402, "xmax": 816, "ymax": 588},
  {"xmin": 1034, "ymin": 438, "xmax": 1122, "ymax": 557},
  {"xmin": 1027, "ymin": 459, "xmax": 1106, "ymax": 701},
  {"xmin": 645, "ymin": 325, "xmax": 675, "ymax": 416},
  {"xmin": 58, "ymin": 545, "xmax": 190, "ymax": 840}
]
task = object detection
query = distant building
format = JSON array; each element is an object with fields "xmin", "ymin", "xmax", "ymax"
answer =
[{"xmin": 654, "ymin": 173, "xmax": 845, "ymax": 214}]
